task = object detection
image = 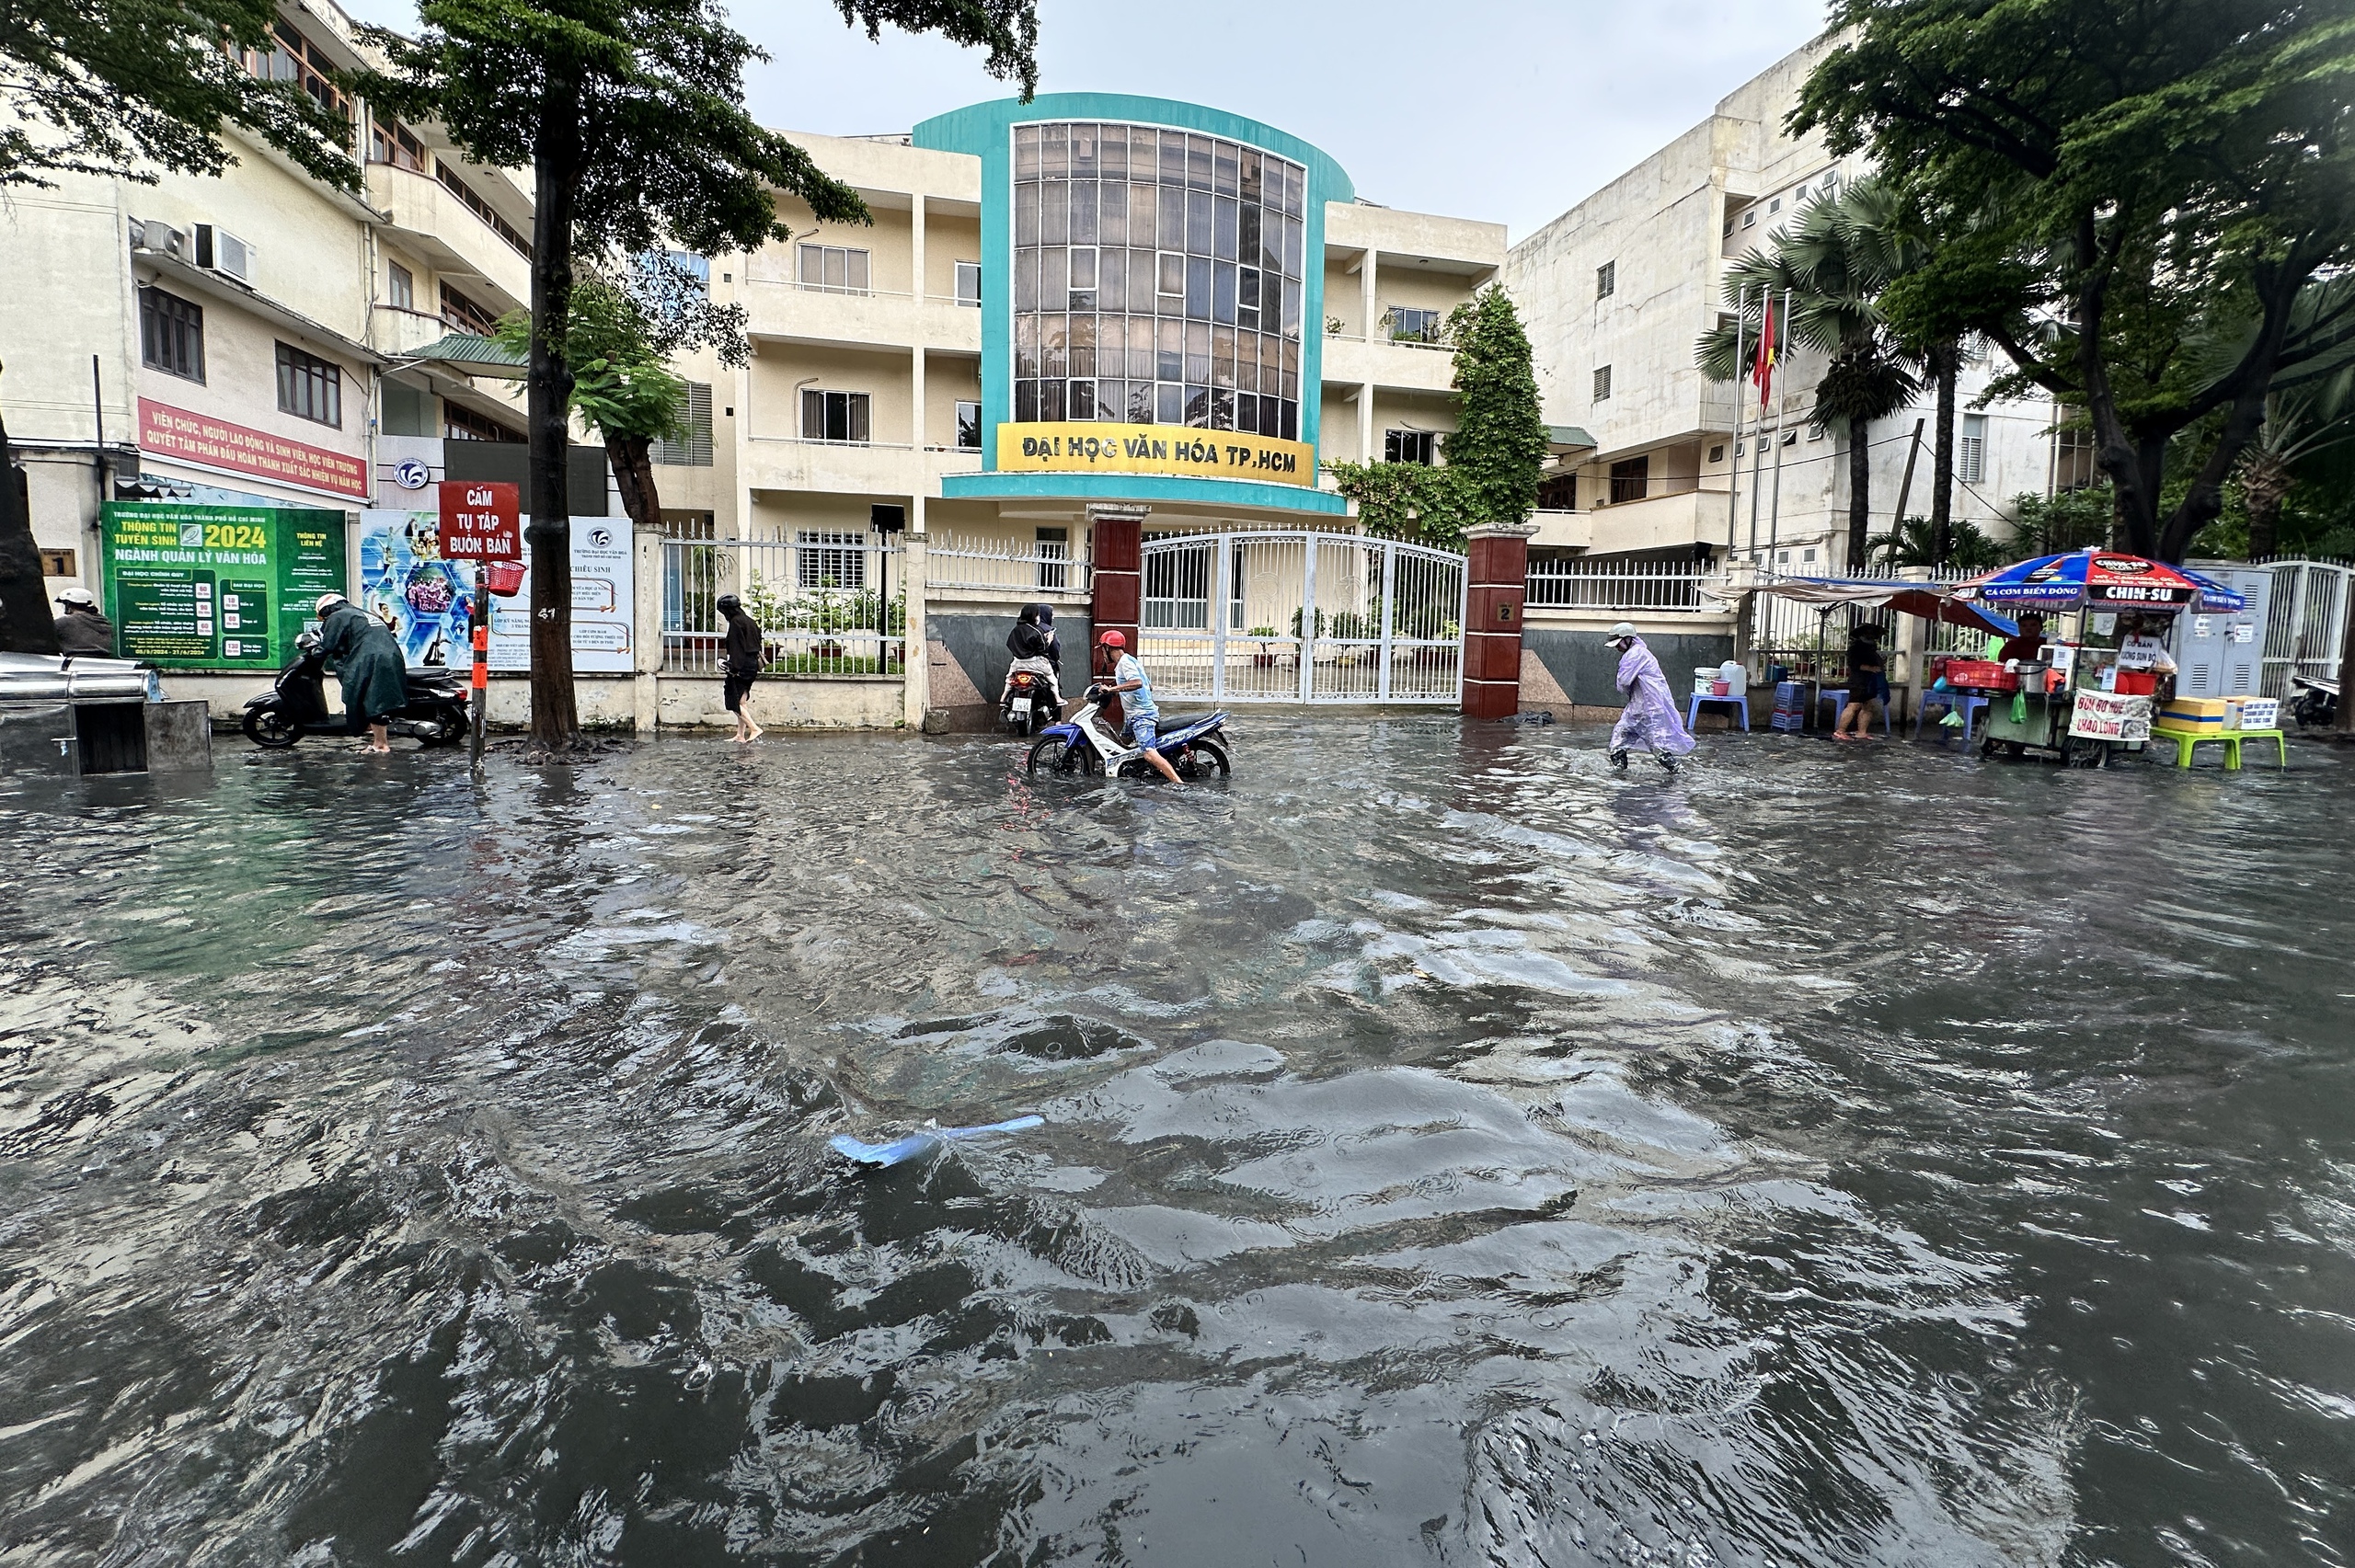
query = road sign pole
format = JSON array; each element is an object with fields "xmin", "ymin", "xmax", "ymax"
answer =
[{"xmin": 468, "ymin": 565, "xmax": 488, "ymax": 770}]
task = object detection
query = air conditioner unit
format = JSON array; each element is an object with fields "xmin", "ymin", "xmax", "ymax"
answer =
[
  {"xmin": 193, "ymin": 223, "xmax": 255, "ymax": 282},
  {"xmin": 131, "ymin": 219, "xmax": 187, "ymax": 258}
]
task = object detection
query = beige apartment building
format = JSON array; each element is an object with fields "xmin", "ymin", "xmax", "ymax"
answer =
[{"xmin": 1507, "ymin": 37, "xmax": 2062, "ymax": 575}]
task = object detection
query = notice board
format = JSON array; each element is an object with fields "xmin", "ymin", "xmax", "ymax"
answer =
[{"xmin": 100, "ymin": 502, "xmax": 348, "ymax": 669}]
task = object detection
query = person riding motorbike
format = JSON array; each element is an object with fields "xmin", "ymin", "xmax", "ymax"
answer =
[
  {"xmin": 1089, "ymin": 630, "xmax": 1182, "ymax": 785},
  {"xmin": 1003, "ymin": 603, "xmax": 1064, "ymax": 716},
  {"xmin": 315, "ymin": 592, "xmax": 408, "ymax": 753},
  {"xmin": 52, "ymin": 586, "xmax": 114, "ymax": 656}
]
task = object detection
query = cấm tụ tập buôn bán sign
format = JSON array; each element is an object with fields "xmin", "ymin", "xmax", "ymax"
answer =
[{"xmin": 993, "ymin": 423, "xmax": 1315, "ymax": 486}]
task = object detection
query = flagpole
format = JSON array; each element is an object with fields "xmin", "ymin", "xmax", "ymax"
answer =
[
  {"xmin": 1747, "ymin": 293, "xmax": 1769, "ymax": 561},
  {"xmin": 1768, "ymin": 287, "xmax": 1790, "ymax": 568},
  {"xmin": 1728, "ymin": 283, "xmax": 1747, "ymax": 557}
]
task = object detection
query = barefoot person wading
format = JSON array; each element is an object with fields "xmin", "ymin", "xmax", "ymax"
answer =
[
  {"xmin": 1603, "ymin": 622, "xmax": 1696, "ymax": 776},
  {"xmin": 718, "ymin": 593, "xmax": 765, "ymax": 744}
]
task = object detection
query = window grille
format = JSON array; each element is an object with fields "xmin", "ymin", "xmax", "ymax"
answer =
[
  {"xmin": 139, "ymin": 287, "xmax": 204, "ymax": 382},
  {"xmin": 441, "ymin": 283, "xmax": 499, "ymax": 337},
  {"xmin": 1596, "ymin": 261, "xmax": 1615, "ymax": 300},
  {"xmin": 275, "ymin": 342, "xmax": 341, "ymax": 427},
  {"xmin": 796, "ymin": 531, "xmax": 867, "ymax": 590},
  {"xmin": 651, "ymin": 382, "xmax": 713, "ymax": 466},
  {"xmin": 1960, "ymin": 414, "xmax": 1988, "ymax": 485},
  {"xmin": 1592, "ymin": 365, "xmax": 1613, "ymax": 402}
]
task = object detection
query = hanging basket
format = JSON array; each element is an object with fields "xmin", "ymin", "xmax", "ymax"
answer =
[{"xmin": 485, "ymin": 560, "xmax": 527, "ymax": 598}]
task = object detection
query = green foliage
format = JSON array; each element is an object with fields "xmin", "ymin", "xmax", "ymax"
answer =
[
  {"xmin": 1443, "ymin": 286, "xmax": 1549, "ymax": 525},
  {"xmin": 2009, "ymin": 486, "xmax": 2115, "ymax": 557},
  {"xmin": 741, "ymin": 571, "xmax": 906, "ymax": 636},
  {"xmin": 495, "ymin": 278, "xmax": 684, "ymax": 443},
  {"xmin": 1322, "ymin": 461, "xmax": 1478, "ymax": 548},
  {"xmin": 1871, "ymin": 514, "xmax": 2006, "ymax": 570},
  {"xmin": 0, "ymin": 0, "xmax": 356, "ymax": 190},
  {"xmin": 1793, "ymin": 0, "xmax": 2355, "ymax": 560}
]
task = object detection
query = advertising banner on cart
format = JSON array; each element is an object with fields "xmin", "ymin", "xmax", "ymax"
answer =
[
  {"xmin": 99, "ymin": 502, "xmax": 348, "ymax": 669},
  {"xmin": 358, "ymin": 511, "xmax": 633, "ymax": 674},
  {"xmin": 2069, "ymin": 690, "xmax": 2154, "ymax": 742}
]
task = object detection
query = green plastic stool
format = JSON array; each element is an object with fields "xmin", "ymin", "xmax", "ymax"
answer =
[{"xmin": 2152, "ymin": 726, "xmax": 2288, "ymax": 771}]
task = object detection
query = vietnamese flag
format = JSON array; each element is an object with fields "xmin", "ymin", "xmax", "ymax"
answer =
[{"xmin": 1752, "ymin": 294, "xmax": 1777, "ymax": 408}]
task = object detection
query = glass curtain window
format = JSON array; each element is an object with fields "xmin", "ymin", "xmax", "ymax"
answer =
[{"xmin": 1011, "ymin": 119, "xmax": 1306, "ymax": 439}]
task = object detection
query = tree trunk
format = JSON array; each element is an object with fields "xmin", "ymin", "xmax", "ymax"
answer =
[
  {"xmin": 1845, "ymin": 415, "xmax": 1872, "ymax": 571},
  {"xmin": 605, "ymin": 432, "xmax": 662, "ymax": 534},
  {"xmin": 2242, "ymin": 454, "xmax": 2289, "ymax": 561},
  {"xmin": 0, "ymin": 400, "xmax": 62, "ymax": 655},
  {"xmin": 1929, "ymin": 340, "xmax": 1958, "ymax": 566},
  {"xmin": 525, "ymin": 70, "xmax": 583, "ymax": 748}
]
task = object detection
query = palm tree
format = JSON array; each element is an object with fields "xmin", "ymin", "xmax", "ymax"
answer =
[
  {"xmin": 2236, "ymin": 368, "xmax": 2355, "ymax": 559},
  {"xmin": 1699, "ymin": 179, "xmax": 1920, "ymax": 570}
]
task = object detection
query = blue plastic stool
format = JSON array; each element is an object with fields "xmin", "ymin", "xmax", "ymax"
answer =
[
  {"xmin": 1821, "ymin": 687, "xmax": 1892, "ymax": 735},
  {"xmin": 1913, "ymin": 690, "xmax": 1989, "ymax": 745},
  {"xmin": 1686, "ymin": 692, "xmax": 1750, "ymax": 732}
]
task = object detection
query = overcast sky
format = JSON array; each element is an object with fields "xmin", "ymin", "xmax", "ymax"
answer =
[{"xmin": 333, "ymin": 0, "xmax": 1830, "ymax": 241}]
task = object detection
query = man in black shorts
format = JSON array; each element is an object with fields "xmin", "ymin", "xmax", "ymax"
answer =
[{"xmin": 718, "ymin": 592, "xmax": 764, "ymax": 743}]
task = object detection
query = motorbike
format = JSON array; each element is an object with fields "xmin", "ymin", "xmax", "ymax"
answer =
[
  {"xmin": 1002, "ymin": 658, "xmax": 1063, "ymax": 735},
  {"xmin": 241, "ymin": 630, "xmax": 468, "ymax": 749},
  {"xmin": 2289, "ymin": 673, "xmax": 2338, "ymax": 730},
  {"xmin": 1024, "ymin": 688, "xmax": 1232, "ymax": 782}
]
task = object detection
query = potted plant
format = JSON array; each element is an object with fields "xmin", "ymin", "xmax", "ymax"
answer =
[{"xmin": 1248, "ymin": 625, "xmax": 1279, "ymax": 667}]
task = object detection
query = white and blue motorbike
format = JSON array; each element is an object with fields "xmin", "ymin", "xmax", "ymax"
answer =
[{"xmin": 1025, "ymin": 687, "xmax": 1232, "ymax": 782}]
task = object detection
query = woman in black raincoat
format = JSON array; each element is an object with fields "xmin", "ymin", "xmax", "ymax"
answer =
[
  {"xmin": 1004, "ymin": 603, "xmax": 1064, "ymax": 712},
  {"xmin": 316, "ymin": 594, "xmax": 408, "ymax": 753}
]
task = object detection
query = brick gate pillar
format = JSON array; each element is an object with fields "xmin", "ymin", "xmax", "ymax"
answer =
[
  {"xmin": 1462, "ymin": 521, "xmax": 1538, "ymax": 720},
  {"xmin": 1087, "ymin": 503, "xmax": 1148, "ymax": 658}
]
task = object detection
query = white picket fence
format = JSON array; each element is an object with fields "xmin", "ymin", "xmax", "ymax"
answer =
[{"xmin": 924, "ymin": 530, "xmax": 1091, "ymax": 596}]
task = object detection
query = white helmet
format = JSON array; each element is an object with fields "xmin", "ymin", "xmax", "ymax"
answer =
[
  {"xmin": 315, "ymin": 593, "xmax": 348, "ymax": 615},
  {"xmin": 54, "ymin": 585, "xmax": 98, "ymax": 609},
  {"xmin": 1603, "ymin": 621, "xmax": 1639, "ymax": 645}
]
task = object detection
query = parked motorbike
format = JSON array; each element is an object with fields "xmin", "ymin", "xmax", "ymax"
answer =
[
  {"xmin": 241, "ymin": 631, "xmax": 468, "ymax": 749},
  {"xmin": 2289, "ymin": 674, "xmax": 2338, "ymax": 730},
  {"xmin": 1002, "ymin": 658, "xmax": 1062, "ymax": 735},
  {"xmin": 1024, "ymin": 688, "xmax": 1231, "ymax": 782}
]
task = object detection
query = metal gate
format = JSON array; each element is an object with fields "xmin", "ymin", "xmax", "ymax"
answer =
[{"xmin": 1138, "ymin": 531, "xmax": 1465, "ymax": 703}]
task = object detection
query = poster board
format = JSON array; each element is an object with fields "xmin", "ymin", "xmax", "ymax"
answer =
[
  {"xmin": 99, "ymin": 502, "xmax": 347, "ymax": 669},
  {"xmin": 2068, "ymin": 690, "xmax": 2153, "ymax": 742},
  {"xmin": 358, "ymin": 511, "xmax": 633, "ymax": 674}
]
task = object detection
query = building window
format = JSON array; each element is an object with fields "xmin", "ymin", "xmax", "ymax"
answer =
[
  {"xmin": 435, "ymin": 162, "xmax": 531, "ymax": 257},
  {"xmin": 1821, "ymin": 170, "xmax": 1839, "ymax": 195},
  {"xmin": 446, "ymin": 403, "xmax": 519, "ymax": 442},
  {"xmin": 2053, "ymin": 418, "xmax": 2097, "ymax": 493},
  {"xmin": 955, "ymin": 400, "xmax": 982, "ymax": 449},
  {"xmin": 650, "ymin": 381, "xmax": 713, "ymax": 466},
  {"xmin": 1538, "ymin": 474, "xmax": 1577, "ymax": 510},
  {"xmin": 1769, "ymin": 197, "xmax": 1782, "ymax": 212},
  {"xmin": 1387, "ymin": 306, "xmax": 1443, "ymax": 343},
  {"xmin": 800, "ymin": 388, "xmax": 870, "ymax": 443},
  {"xmin": 796, "ymin": 530, "xmax": 867, "ymax": 589},
  {"xmin": 1595, "ymin": 260, "xmax": 1615, "ymax": 300},
  {"xmin": 275, "ymin": 342, "xmax": 341, "ymax": 428},
  {"xmin": 368, "ymin": 117, "xmax": 427, "ymax": 171},
  {"xmin": 138, "ymin": 287, "xmax": 204, "ymax": 382},
  {"xmin": 1036, "ymin": 526, "xmax": 1070, "ymax": 589},
  {"xmin": 1608, "ymin": 454, "xmax": 1648, "ymax": 505},
  {"xmin": 955, "ymin": 260, "xmax": 982, "ymax": 305},
  {"xmin": 386, "ymin": 262, "xmax": 414, "ymax": 310},
  {"xmin": 1741, "ymin": 210, "xmax": 1756, "ymax": 229},
  {"xmin": 1708, "ymin": 443, "xmax": 1725, "ymax": 464},
  {"xmin": 441, "ymin": 282, "xmax": 499, "ymax": 337},
  {"xmin": 1384, "ymin": 429, "xmax": 1436, "ymax": 465},
  {"xmin": 1959, "ymin": 414, "xmax": 1988, "ymax": 485},
  {"xmin": 240, "ymin": 20, "xmax": 343, "ymax": 116},
  {"xmin": 798, "ymin": 244, "xmax": 871, "ymax": 294},
  {"xmin": 1592, "ymin": 365, "xmax": 1613, "ymax": 402},
  {"xmin": 661, "ymin": 251, "xmax": 709, "ymax": 293},
  {"xmin": 1012, "ymin": 119, "xmax": 1307, "ymax": 438}
]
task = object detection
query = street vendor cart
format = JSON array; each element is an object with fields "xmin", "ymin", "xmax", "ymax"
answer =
[{"xmin": 1948, "ymin": 549, "xmax": 2248, "ymax": 767}]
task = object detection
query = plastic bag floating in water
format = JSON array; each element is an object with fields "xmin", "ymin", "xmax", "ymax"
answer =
[{"xmin": 828, "ymin": 1116, "xmax": 1045, "ymax": 1169}]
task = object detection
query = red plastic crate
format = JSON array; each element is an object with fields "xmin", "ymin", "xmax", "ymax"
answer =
[{"xmin": 1942, "ymin": 659, "xmax": 2017, "ymax": 692}]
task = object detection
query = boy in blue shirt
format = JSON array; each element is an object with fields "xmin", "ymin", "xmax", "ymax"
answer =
[{"xmin": 1097, "ymin": 630, "xmax": 1183, "ymax": 785}]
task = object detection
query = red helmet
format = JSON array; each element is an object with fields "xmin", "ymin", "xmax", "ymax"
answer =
[{"xmin": 1098, "ymin": 630, "xmax": 1127, "ymax": 648}]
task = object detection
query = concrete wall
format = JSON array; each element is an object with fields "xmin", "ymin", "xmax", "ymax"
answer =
[
  {"xmin": 1525, "ymin": 624, "xmax": 1736, "ymax": 711},
  {"xmin": 927, "ymin": 604, "xmax": 1094, "ymax": 726}
]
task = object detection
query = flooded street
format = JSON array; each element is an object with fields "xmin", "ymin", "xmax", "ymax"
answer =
[{"xmin": 3, "ymin": 719, "xmax": 2350, "ymax": 1567}]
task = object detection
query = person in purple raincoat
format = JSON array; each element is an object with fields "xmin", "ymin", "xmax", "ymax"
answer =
[{"xmin": 1604, "ymin": 621, "xmax": 1696, "ymax": 775}]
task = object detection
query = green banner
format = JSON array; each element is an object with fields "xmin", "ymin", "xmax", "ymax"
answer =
[{"xmin": 100, "ymin": 503, "xmax": 348, "ymax": 670}]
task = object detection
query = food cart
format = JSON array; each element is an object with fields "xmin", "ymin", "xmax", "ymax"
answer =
[{"xmin": 1947, "ymin": 549, "xmax": 2248, "ymax": 766}]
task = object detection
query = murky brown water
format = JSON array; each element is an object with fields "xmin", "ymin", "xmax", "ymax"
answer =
[{"xmin": 2, "ymin": 719, "xmax": 2350, "ymax": 1566}]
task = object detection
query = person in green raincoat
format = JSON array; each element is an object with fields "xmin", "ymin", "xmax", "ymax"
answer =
[{"xmin": 315, "ymin": 593, "xmax": 408, "ymax": 753}]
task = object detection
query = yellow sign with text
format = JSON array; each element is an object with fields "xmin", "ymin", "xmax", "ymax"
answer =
[{"xmin": 994, "ymin": 422, "xmax": 1315, "ymax": 487}]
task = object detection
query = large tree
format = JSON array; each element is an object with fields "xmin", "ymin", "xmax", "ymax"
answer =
[
  {"xmin": 0, "ymin": 0, "xmax": 355, "ymax": 190},
  {"xmin": 362, "ymin": 0, "xmax": 1038, "ymax": 747},
  {"xmin": 1794, "ymin": 0, "xmax": 2355, "ymax": 563}
]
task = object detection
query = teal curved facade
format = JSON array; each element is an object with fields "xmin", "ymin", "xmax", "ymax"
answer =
[{"xmin": 913, "ymin": 94, "xmax": 1351, "ymax": 516}]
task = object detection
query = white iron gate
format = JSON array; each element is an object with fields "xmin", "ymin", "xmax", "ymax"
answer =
[
  {"xmin": 1139, "ymin": 531, "xmax": 1465, "ymax": 703},
  {"xmin": 2260, "ymin": 557, "xmax": 2351, "ymax": 698}
]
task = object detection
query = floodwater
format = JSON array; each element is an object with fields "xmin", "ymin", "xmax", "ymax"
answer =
[{"xmin": 2, "ymin": 718, "xmax": 2350, "ymax": 1568}]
